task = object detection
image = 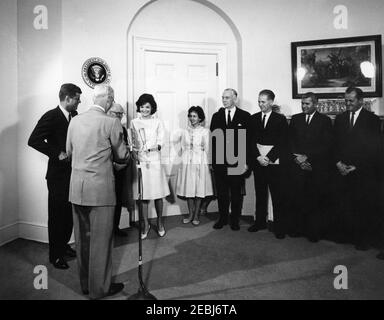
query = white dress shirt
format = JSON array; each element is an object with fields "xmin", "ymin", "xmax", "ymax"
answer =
[
  {"xmin": 350, "ymin": 107, "xmax": 363, "ymax": 126},
  {"xmin": 261, "ymin": 110, "xmax": 272, "ymax": 128},
  {"xmin": 59, "ymin": 104, "xmax": 70, "ymax": 122},
  {"xmin": 306, "ymin": 111, "xmax": 316, "ymax": 125},
  {"xmin": 225, "ymin": 107, "xmax": 236, "ymax": 125}
]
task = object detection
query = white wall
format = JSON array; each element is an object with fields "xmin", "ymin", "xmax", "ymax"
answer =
[
  {"xmin": 0, "ymin": 0, "xmax": 19, "ymax": 245},
  {"xmin": 127, "ymin": 0, "xmax": 238, "ymax": 100},
  {"xmin": 232, "ymin": 0, "xmax": 384, "ymax": 115},
  {"xmin": 1, "ymin": 0, "xmax": 384, "ymax": 244},
  {"xmin": 17, "ymin": 0, "xmax": 63, "ymax": 242}
]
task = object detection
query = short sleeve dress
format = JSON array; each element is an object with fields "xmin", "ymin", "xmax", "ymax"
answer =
[{"xmin": 176, "ymin": 125, "xmax": 214, "ymax": 198}]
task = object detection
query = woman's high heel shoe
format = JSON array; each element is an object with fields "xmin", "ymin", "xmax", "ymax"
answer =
[
  {"xmin": 157, "ymin": 225, "xmax": 166, "ymax": 237},
  {"xmin": 182, "ymin": 216, "xmax": 193, "ymax": 224},
  {"xmin": 141, "ymin": 225, "xmax": 151, "ymax": 240}
]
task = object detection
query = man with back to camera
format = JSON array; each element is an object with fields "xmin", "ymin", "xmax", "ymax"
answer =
[
  {"xmin": 334, "ymin": 86, "xmax": 381, "ymax": 250},
  {"xmin": 209, "ymin": 88, "xmax": 251, "ymax": 231},
  {"xmin": 28, "ymin": 83, "xmax": 81, "ymax": 269},
  {"xmin": 66, "ymin": 84, "xmax": 131, "ymax": 299},
  {"xmin": 288, "ymin": 92, "xmax": 333, "ymax": 242},
  {"xmin": 248, "ymin": 89, "xmax": 289, "ymax": 239}
]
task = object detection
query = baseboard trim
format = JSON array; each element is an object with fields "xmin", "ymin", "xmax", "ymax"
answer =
[
  {"xmin": 0, "ymin": 222, "xmax": 19, "ymax": 246},
  {"xmin": 18, "ymin": 221, "xmax": 75, "ymax": 244},
  {"xmin": 18, "ymin": 221, "xmax": 49, "ymax": 243},
  {"xmin": 1, "ymin": 207, "xmax": 253, "ymax": 247}
]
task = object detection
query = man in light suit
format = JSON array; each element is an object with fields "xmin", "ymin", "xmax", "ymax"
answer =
[
  {"xmin": 28, "ymin": 83, "xmax": 81, "ymax": 269},
  {"xmin": 66, "ymin": 84, "xmax": 130, "ymax": 299},
  {"xmin": 334, "ymin": 86, "xmax": 381, "ymax": 250}
]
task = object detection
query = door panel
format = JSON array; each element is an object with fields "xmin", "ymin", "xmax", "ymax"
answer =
[{"xmin": 143, "ymin": 50, "xmax": 218, "ymax": 216}]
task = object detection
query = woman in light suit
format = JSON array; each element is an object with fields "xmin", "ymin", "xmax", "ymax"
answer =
[{"xmin": 130, "ymin": 94, "xmax": 170, "ymax": 239}]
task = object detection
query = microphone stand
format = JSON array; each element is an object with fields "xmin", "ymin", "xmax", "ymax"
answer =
[{"xmin": 128, "ymin": 135, "xmax": 156, "ymax": 300}]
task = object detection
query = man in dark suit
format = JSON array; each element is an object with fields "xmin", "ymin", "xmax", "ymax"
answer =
[
  {"xmin": 28, "ymin": 83, "xmax": 82, "ymax": 269},
  {"xmin": 107, "ymin": 102, "xmax": 129, "ymax": 237},
  {"xmin": 288, "ymin": 92, "xmax": 333, "ymax": 242},
  {"xmin": 334, "ymin": 86, "xmax": 381, "ymax": 250},
  {"xmin": 210, "ymin": 88, "xmax": 251, "ymax": 231},
  {"xmin": 248, "ymin": 89, "xmax": 289, "ymax": 239}
]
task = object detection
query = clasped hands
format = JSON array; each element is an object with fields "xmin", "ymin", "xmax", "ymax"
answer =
[
  {"xmin": 336, "ymin": 161, "xmax": 356, "ymax": 176},
  {"xmin": 58, "ymin": 151, "xmax": 69, "ymax": 162},
  {"xmin": 257, "ymin": 155, "xmax": 270, "ymax": 167},
  {"xmin": 294, "ymin": 154, "xmax": 312, "ymax": 171}
]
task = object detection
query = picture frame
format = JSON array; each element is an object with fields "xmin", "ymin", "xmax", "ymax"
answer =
[{"xmin": 291, "ymin": 35, "xmax": 382, "ymax": 99}]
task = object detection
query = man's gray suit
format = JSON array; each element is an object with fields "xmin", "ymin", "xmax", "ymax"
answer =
[{"xmin": 66, "ymin": 105, "xmax": 130, "ymax": 299}]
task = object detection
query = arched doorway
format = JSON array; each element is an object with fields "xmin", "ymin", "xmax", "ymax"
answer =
[{"xmin": 126, "ymin": 0, "xmax": 242, "ymax": 218}]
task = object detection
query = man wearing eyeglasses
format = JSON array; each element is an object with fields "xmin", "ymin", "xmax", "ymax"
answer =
[{"xmin": 107, "ymin": 103, "xmax": 130, "ymax": 237}]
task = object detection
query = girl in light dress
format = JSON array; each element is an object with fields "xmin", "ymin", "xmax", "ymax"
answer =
[
  {"xmin": 130, "ymin": 94, "xmax": 170, "ymax": 239},
  {"xmin": 176, "ymin": 106, "xmax": 214, "ymax": 225}
]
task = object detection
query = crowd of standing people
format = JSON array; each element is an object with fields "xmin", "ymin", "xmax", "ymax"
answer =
[{"xmin": 28, "ymin": 83, "xmax": 384, "ymax": 299}]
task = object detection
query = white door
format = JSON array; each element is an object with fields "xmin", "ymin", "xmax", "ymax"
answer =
[{"xmin": 143, "ymin": 50, "xmax": 218, "ymax": 216}]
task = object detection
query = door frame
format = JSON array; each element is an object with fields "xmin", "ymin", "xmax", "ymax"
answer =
[{"xmin": 128, "ymin": 36, "xmax": 228, "ymax": 124}]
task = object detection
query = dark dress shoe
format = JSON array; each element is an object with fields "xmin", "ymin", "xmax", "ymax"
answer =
[
  {"xmin": 52, "ymin": 257, "xmax": 69, "ymax": 269},
  {"xmin": 82, "ymin": 289, "xmax": 89, "ymax": 295},
  {"xmin": 274, "ymin": 233, "xmax": 286, "ymax": 239},
  {"xmin": 230, "ymin": 222, "xmax": 240, "ymax": 231},
  {"xmin": 213, "ymin": 220, "xmax": 228, "ymax": 229},
  {"xmin": 114, "ymin": 228, "xmax": 128, "ymax": 237},
  {"xmin": 107, "ymin": 283, "xmax": 124, "ymax": 296},
  {"xmin": 376, "ymin": 251, "xmax": 384, "ymax": 260},
  {"xmin": 65, "ymin": 247, "xmax": 77, "ymax": 258},
  {"xmin": 248, "ymin": 223, "xmax": 266, "ymax": 232}
]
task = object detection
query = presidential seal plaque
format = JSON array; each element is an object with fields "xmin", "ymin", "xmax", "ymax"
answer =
[{"xmin": 81, "ymin": 57, "xmax": 111, "ymax": 88}]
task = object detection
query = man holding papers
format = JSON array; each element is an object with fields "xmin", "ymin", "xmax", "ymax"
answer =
[{"xmin": 248, "ymin": 89, "xmax": 289, "ymax": 239}]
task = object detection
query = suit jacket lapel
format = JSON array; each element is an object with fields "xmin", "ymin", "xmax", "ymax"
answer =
[
  {"xmin": 56, "ymin": 106, "xmax": 69, "ymax": 126},
  {"xmin": 265, "ymin": 112, "xmax": 275, "ymax": 130},
  {"xmin": 353, "ymin": 108, "xmax": 365, "ymax": 130},
  {"xmin": 308, "ymin": 111, "xmax": 318, "ymax": 128},
  {"xmin": 220, "ymin": 108, "xmax": 226, "ymax": 127},
  {"xmin": 231, "ymin": 108, "xmax": 238, "ymax": 126}
]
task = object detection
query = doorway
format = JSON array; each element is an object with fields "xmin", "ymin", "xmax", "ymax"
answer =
[{"xmin": 132, "ymin": 37, "xmax": 226, "ymax": 216}]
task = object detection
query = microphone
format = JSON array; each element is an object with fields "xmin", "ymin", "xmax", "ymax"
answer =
[
  {"xmin": 138, "ymin": 128, "xmax": 147, "ymax": 150},
  {"xmin": 127, "ymin": 128, "xmax": 133, "ymax": 152}
]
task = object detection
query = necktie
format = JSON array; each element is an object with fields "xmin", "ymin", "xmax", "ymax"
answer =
[
  {"xmin": 227, "ymin": 110, "xmax": 231, "ymax": 127},
  {"xmin": 68, "ymin": 113, "xmax": 72, "ymax": 123},
  {"xmin": 350, "ymin": 111, "xmax": 355, "ymax": 128},
  {"xmin": 306, "ymin": 115, "xmax": 310, "ymax": 125},
  {"xmin": 262, "ymin": 114, "xmax": 266, "ymax": 129}
]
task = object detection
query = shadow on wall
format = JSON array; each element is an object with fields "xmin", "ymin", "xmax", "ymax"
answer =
[{"xmin": 0, "ymin": 122, "xmax": 19, "ymax": 227}]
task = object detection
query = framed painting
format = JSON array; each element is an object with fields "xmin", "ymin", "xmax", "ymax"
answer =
[{"xmin": 291, "ymin": 35, "xmax": 382, "ymax": 99}]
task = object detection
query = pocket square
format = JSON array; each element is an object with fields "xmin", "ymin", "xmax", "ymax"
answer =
[{"xmin": 238, "ymin": 123, "xmax": 243, "ymax": 127}]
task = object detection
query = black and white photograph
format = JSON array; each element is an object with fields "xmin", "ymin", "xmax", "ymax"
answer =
[{"xmin": 1, "ymin": 0, "xmax": 384, "ymax": 307}]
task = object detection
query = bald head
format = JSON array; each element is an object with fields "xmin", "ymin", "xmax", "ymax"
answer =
[
  {"xmin": 108, "ymin": 102, "xmax": 125, "ymax": 119},
  {"xmin": 93, "ymin": 84, "xmax": 114, "ymax": 112}
]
